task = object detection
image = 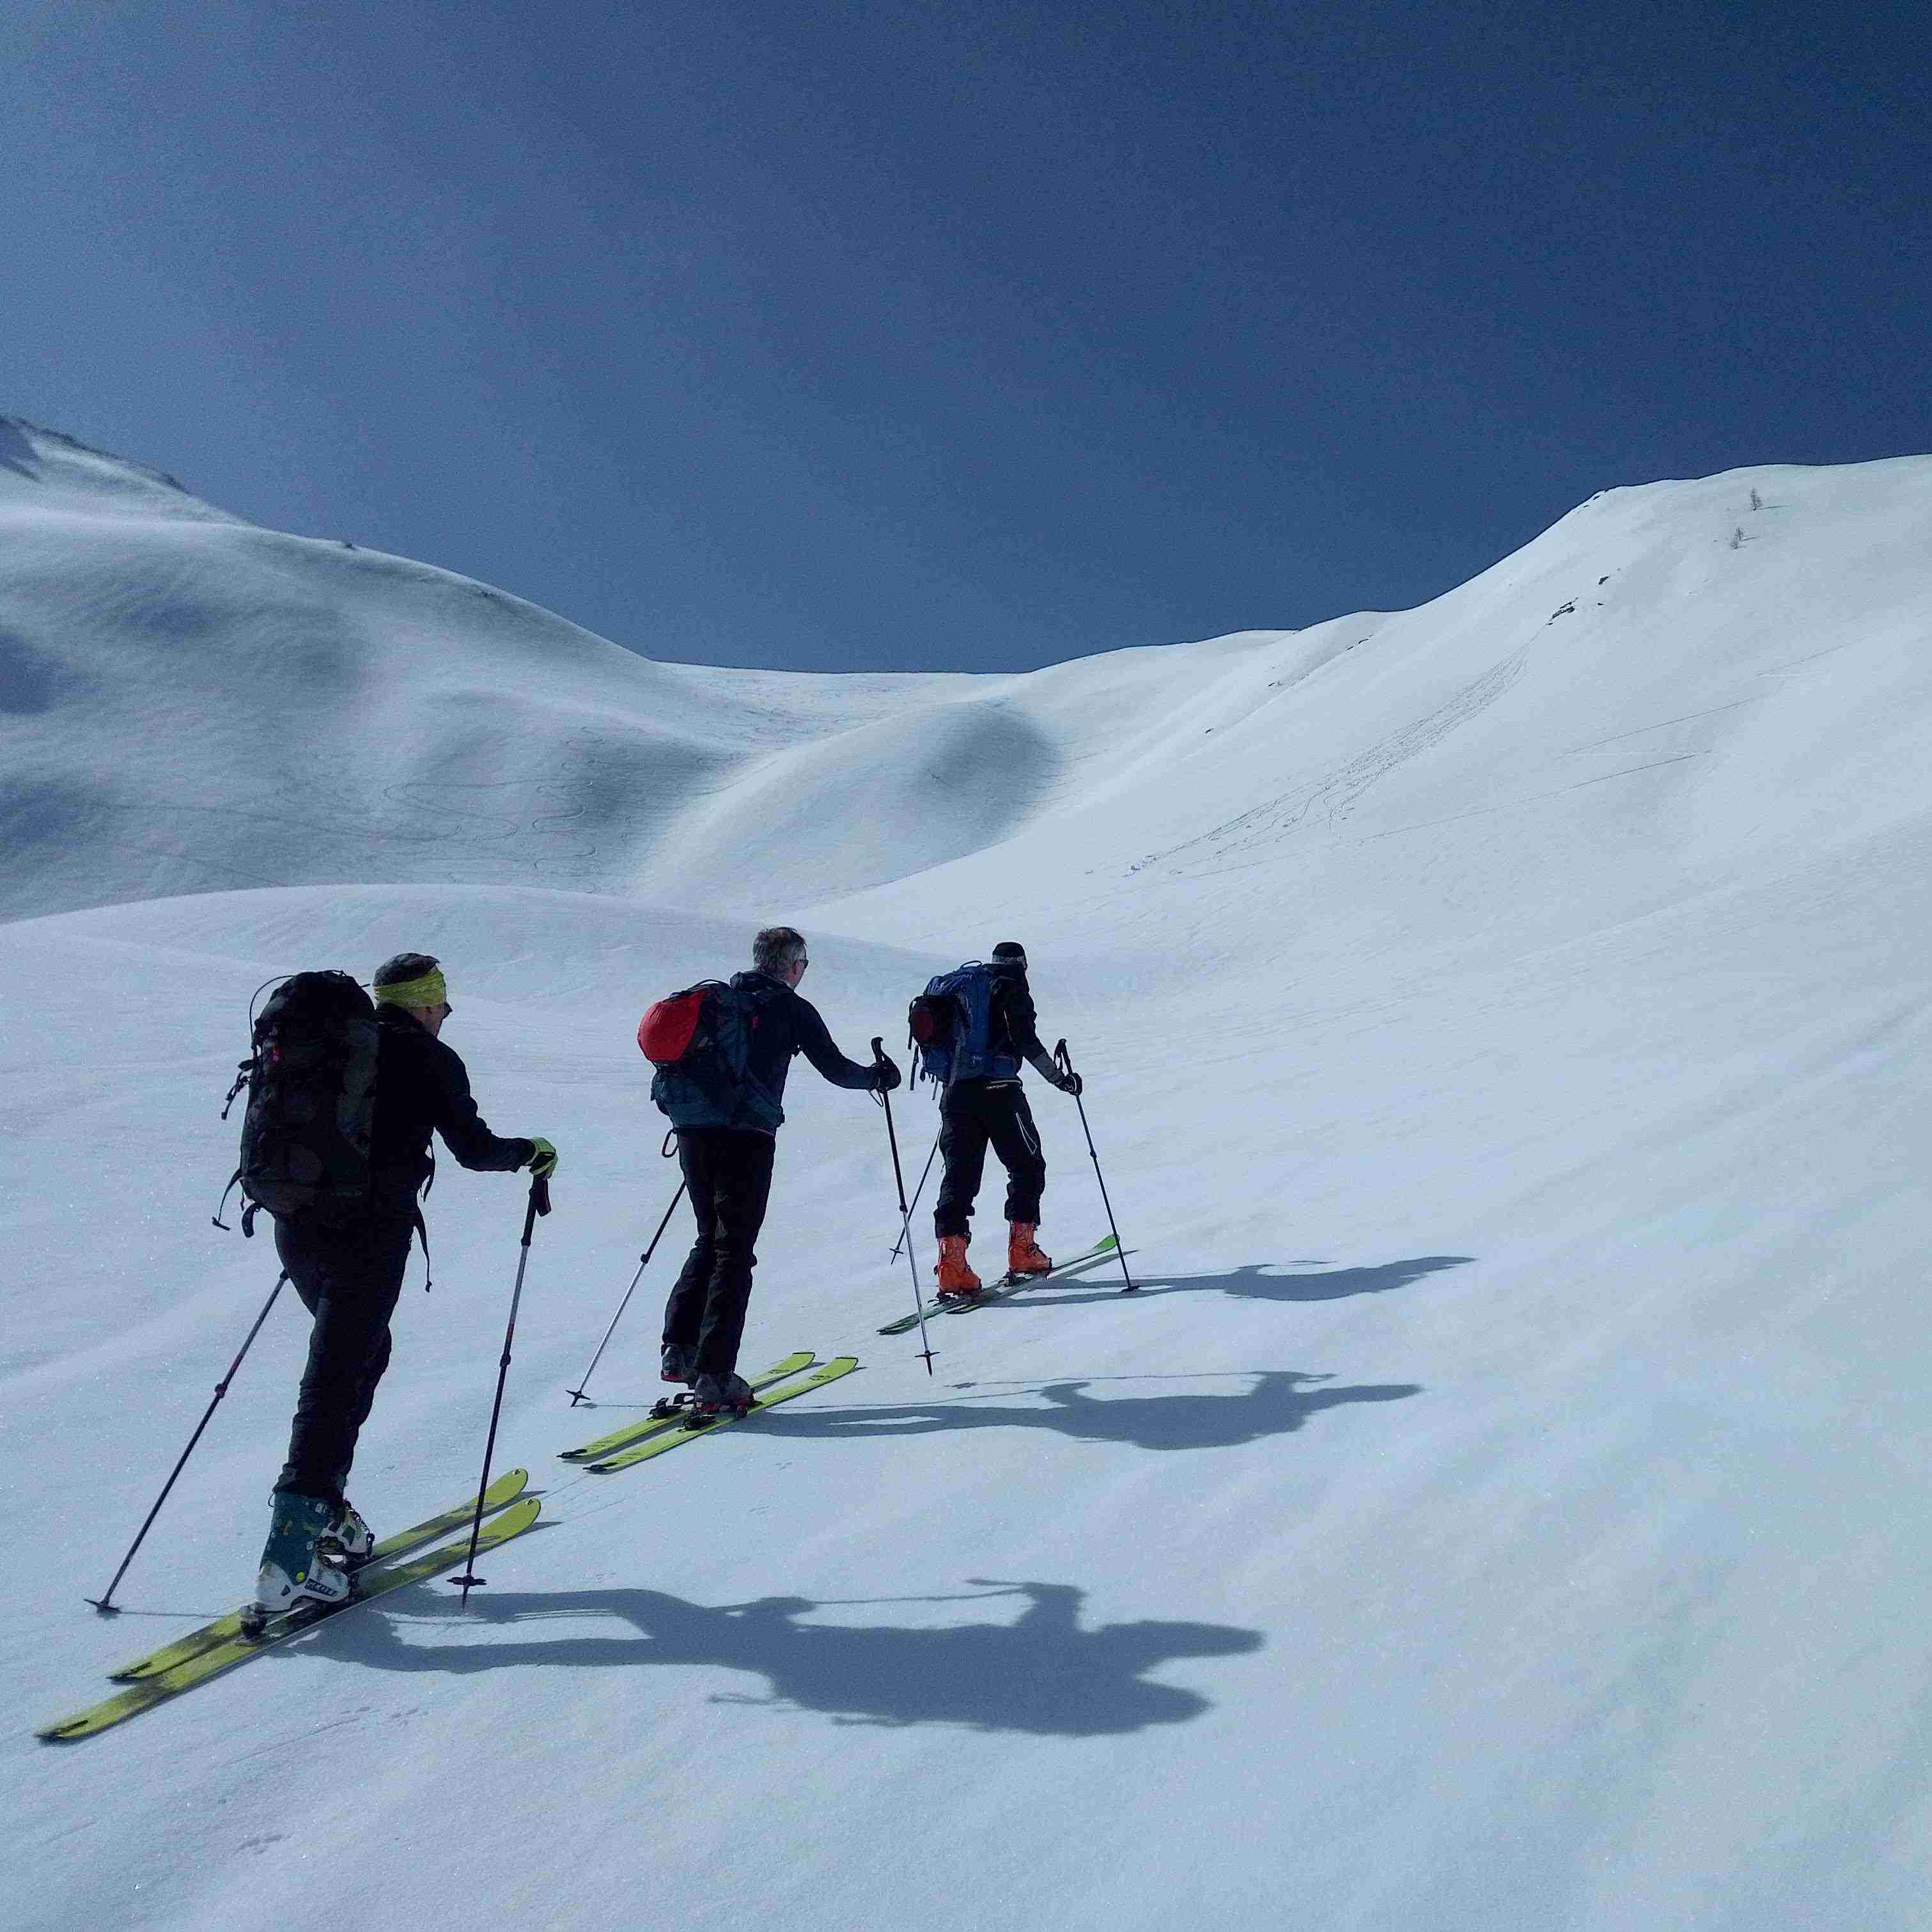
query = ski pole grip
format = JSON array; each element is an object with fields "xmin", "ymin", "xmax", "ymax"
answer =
[
  {"xmin": 871, "ymin": 1035, "xmax": 885, "ymax": 1059},
  {"xmin": 1054, "ymin": 1038, "xmax": 1070, "ymax": 1070},
  {"xmin": 533, "ymin": 1174, "xmax": 552, "ymax": 1219}
]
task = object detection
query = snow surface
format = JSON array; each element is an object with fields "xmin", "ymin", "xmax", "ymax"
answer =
[{"xmin": 5, "ymin": 415, "xmax": 1932, "ymax": 1928}]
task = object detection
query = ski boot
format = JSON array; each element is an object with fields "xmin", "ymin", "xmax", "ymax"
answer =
[
  {"xmin": 646, "ymin": 1344, "xmax": 702, "ymax": 1419},
  {"xmin": 935, "ymin": 1234, "xmax": 982, "ymax": 1305},
  {"xmin": 244, "ymin": 1490, "xmax": 353, "ymax": 1635},
  {"xmin": 1007, "ymin": 1222, "xmax": 1053, "ymax": 1280},
  {"xmin": 319, "ymin": 1497, "xmax": 376, "ymax": 1566},
  {"xmin": 687, "ymin": 1371, "xmax": 754, "ymax": 1428}
]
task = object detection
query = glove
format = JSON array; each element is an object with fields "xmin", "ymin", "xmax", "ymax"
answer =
[
  {"xmin": 1056, "ymin": 1068, "xmax": 1083, "ymax": 1098},
  {"xmin": 871, "ymin": 1055, "xmax": 903, "ymax": 1093},
  {"xmin": 525, "ymin": 1136, "xmax": 559, "ymax": 1180}
]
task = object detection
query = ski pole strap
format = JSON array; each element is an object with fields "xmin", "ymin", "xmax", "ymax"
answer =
[{"xmin": 522, "ymin": 1174, "xmax": 550, "ymax": 1242}]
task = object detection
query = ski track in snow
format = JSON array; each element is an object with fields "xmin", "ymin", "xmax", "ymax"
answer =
[{"xmin": 6, "ymin": 421, "xmax": 1932, "ymax": 1931}]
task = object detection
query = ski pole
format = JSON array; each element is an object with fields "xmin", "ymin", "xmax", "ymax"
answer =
[
  {"xmin": 889, "ymin": 1128, "xmax": 941, "ymax": 1263},
  {"xmin": 88, "ymin": 1271, "xmax": 291, "ymax": 1612},
  {"xmin": 452, "ymin": 1172, "xmax": 550, "ymax": 1601},
  {"xmin": 1056, "ymin": 1039, "xmax": 1137, "ymax": 1294},
  {"xmin": 873, "ymin": 1037, "xmax": 936, "ymax": 1375},
  {"xmin": 566, "ymin": 1178, "xmax": 687, "ymax": 1405}
]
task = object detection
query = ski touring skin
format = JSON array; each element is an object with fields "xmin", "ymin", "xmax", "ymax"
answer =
[
  {"xmin": 103, "ymin": 1468, "xmax": 534, "ymax": 1684},
  {"xmin": 39, "ymin": 1497, "xmax": 542, "ymax": 1743},
  {"xmin": 877, "ymin": 1235, "xmax": 1135, "ymax": 1335},
  {"xmin": 586, "ymin": 1355, "xmax": 861, "ymax": 1473},
  {"xmin": 558, "ymin": 1352, "xmax": 815, "ymax": 1463}
]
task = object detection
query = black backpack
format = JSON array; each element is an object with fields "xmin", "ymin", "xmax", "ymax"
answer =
[{"xmin": 218, "ymin": 972, "xmax": 380, "ymax": 1234}]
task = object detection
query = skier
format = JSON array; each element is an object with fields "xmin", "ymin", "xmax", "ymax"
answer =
[
  {"xmin": 924, "ymin": 941, "xmax": 1082, "ymax": 1304},
  {"xmin": 655, "ymin": 926, "xmax": 898, "ymax": 1419},
  {"xmin": 252, "ymin": 953, "xmax": 557, "ymax": 1621}
]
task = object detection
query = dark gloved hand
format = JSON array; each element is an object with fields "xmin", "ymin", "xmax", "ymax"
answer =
[
  {"xmin": 871, "ymin": 1055, "xmax": 903, "ymax": 1093},
  {"xmin": 1055, "ymin": 1068, "xmax": 1083, "ymax": 1098},
  {"xmin": 526, "ymin": 1136, "xmax": 559, "ymax": 1180}
]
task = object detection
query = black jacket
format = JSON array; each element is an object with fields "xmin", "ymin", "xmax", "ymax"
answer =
[
  {"xmin": 986, "ymin": 968, "xmax": 1059, "ymax": 1085},
  {"xmin": 371, "ymin": 1006, "xmax": 532, "ymax": 1215},
  {"xmin": 727, "ymin": 969, "xmax": 878, "ymax": 1130}
]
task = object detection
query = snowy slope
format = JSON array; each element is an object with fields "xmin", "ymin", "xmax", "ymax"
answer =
[
  {"xmin": 2, "ymin": 416, "xmax": 1314, "ymax": 921},
  {"xmin": 5, "ymin": 427, "xmax": 1932, "ymax": 1931}
]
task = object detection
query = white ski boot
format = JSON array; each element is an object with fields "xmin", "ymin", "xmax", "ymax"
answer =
[{"xmin": 246, "ymin": 1491, "xmax": 354, "ymax": 1633}]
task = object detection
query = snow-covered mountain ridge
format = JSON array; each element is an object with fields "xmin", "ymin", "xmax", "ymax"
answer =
[
  {"xmin": 7, "ymin": 419, "xmax": 1932, "ymax": 1931},
  {"xmin": 13, "ymin": 414, "xmax": 1928, "ymax": 941}
]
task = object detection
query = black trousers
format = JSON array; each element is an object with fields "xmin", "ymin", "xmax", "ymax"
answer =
[
  {"xmin": 934, "ymin": 1080, "xmax": 1046, "ymax": 1240},
  {"xmin": 662, "ymin": 1127, "xmax": 777, "ymax": 1380},
  {"xmin": 272, "ymin": 1212, "xmax": 414, "ymax": 1502}
]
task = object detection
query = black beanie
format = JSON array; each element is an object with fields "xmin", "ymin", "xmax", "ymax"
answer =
[{"xmin": 992, "ymin": 941, "xmax": 1027, "ymax": 970}]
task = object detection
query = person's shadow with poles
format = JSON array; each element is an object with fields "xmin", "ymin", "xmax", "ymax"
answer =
[
  {"xmin": 283, "ymin": 1576, "xmax": 1263, "ymax": 1737},
  {"xmin": 751, "ymin": 1367, "xmax": 1421, "ymax": 1454},
  {"xmin": 997, "ymin": 1254, "xmax": 1474, "ymax": 1314}
]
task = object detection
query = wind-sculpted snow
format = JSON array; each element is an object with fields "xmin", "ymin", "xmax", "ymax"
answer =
[
  {"xmin": 0, "ymin": 419, "xmax": 1376, "ymax": 920},
  {"xmin": 0, "ymin": 416, "xmax": 243, "ymax": 523},
  {"xmin": 9, "ymin": 427, "xmax": 1932, "ymax": 1932}
]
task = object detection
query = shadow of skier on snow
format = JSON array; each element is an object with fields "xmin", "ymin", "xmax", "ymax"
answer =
[
  {"xmin": 1026, "ymin": 1254, "xmax": 1472, "ymax": 1310},
  {"xmin": 751, "ymin": 1368, "xmax": 1421, "ymax": 1453},
  {"xmin": 290, "ymin": 1577, "xmax": 1263, "ymax": 1737}
]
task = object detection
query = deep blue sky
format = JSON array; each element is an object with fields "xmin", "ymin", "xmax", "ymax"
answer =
[{"xmin": 7, "ymin": 2, "xmax": 1928, "ymax": 673}]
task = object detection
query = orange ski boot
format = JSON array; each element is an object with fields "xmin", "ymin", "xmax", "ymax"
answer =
[
  {"xmin": 1007, "ymin": 1222, "xmax": 1054, "ymax": 1279},
  {"xmin": 934, "ymin": 1234, "xmax": 983, "ymax": 1304}
]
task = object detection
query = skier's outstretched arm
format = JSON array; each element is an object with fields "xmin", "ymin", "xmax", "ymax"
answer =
[
  {"xmin": 430, "ymin": 1048, "xmax": 541, "ymax": 1171},
  {"xmin": 795, "ymin": 998, "xmax": 894, "ymax": 1091},
  {"xmin": 1008, "ymin": 981, "xmax": 1080, "ymax": 1094}
]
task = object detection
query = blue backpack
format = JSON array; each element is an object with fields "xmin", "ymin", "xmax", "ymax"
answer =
[
  {"xmin": 908, "ymin": 962, "xmax": 1022, "ymax": 1089},
  {"xmin": 641, "ymin": 979, "xmax": 785, "ymax": 1132}
]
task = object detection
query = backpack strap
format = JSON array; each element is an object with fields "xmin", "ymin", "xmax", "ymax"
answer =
[
  {"xmin": 220, "ymin": 1057, "xmax": 252, "ymax": 1119},
  {"xmin": 213, "ymin": 1053, "xmax": 258, "ymax": 1227},
  {"xmin": 213, "ymin": 1165, "xmax": 245, "ymax": 1233}
]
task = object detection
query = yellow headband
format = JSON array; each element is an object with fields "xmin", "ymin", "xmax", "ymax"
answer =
[{"xmin": 372, "ymin": 967, "xmax": 448, "ymax": 1009}]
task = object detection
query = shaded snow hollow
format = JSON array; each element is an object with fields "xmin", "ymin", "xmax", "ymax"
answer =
[{"xmin": 6, "ymin": 418, "xmax": 1932, "ymax": 1930}]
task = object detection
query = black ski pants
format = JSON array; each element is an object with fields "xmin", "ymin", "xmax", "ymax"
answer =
[
  {"xmin": 662, "ymin": 1127, "xmax": 777, "ymax": 1381},
  {"xmin": 272, "ymin": 1211, "xmax": 414, "ymax": 1504},
  {"xmin": 934, "ymin": 1079, "xmax": 1045, "ymax": 1240}
]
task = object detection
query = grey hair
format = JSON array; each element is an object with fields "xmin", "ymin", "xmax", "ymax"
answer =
[{"xmin": 752, "ymin": 925, "xmax": 808, "ymax": 975}]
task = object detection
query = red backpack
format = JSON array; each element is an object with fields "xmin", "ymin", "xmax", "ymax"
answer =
[
  {"xmin": 638, "ymin": 983, "xmax": 721, "ymax": 1065},
  {"xmin": 638, "ymin": 980, "xmax": 783, "ymax": 1132}
]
